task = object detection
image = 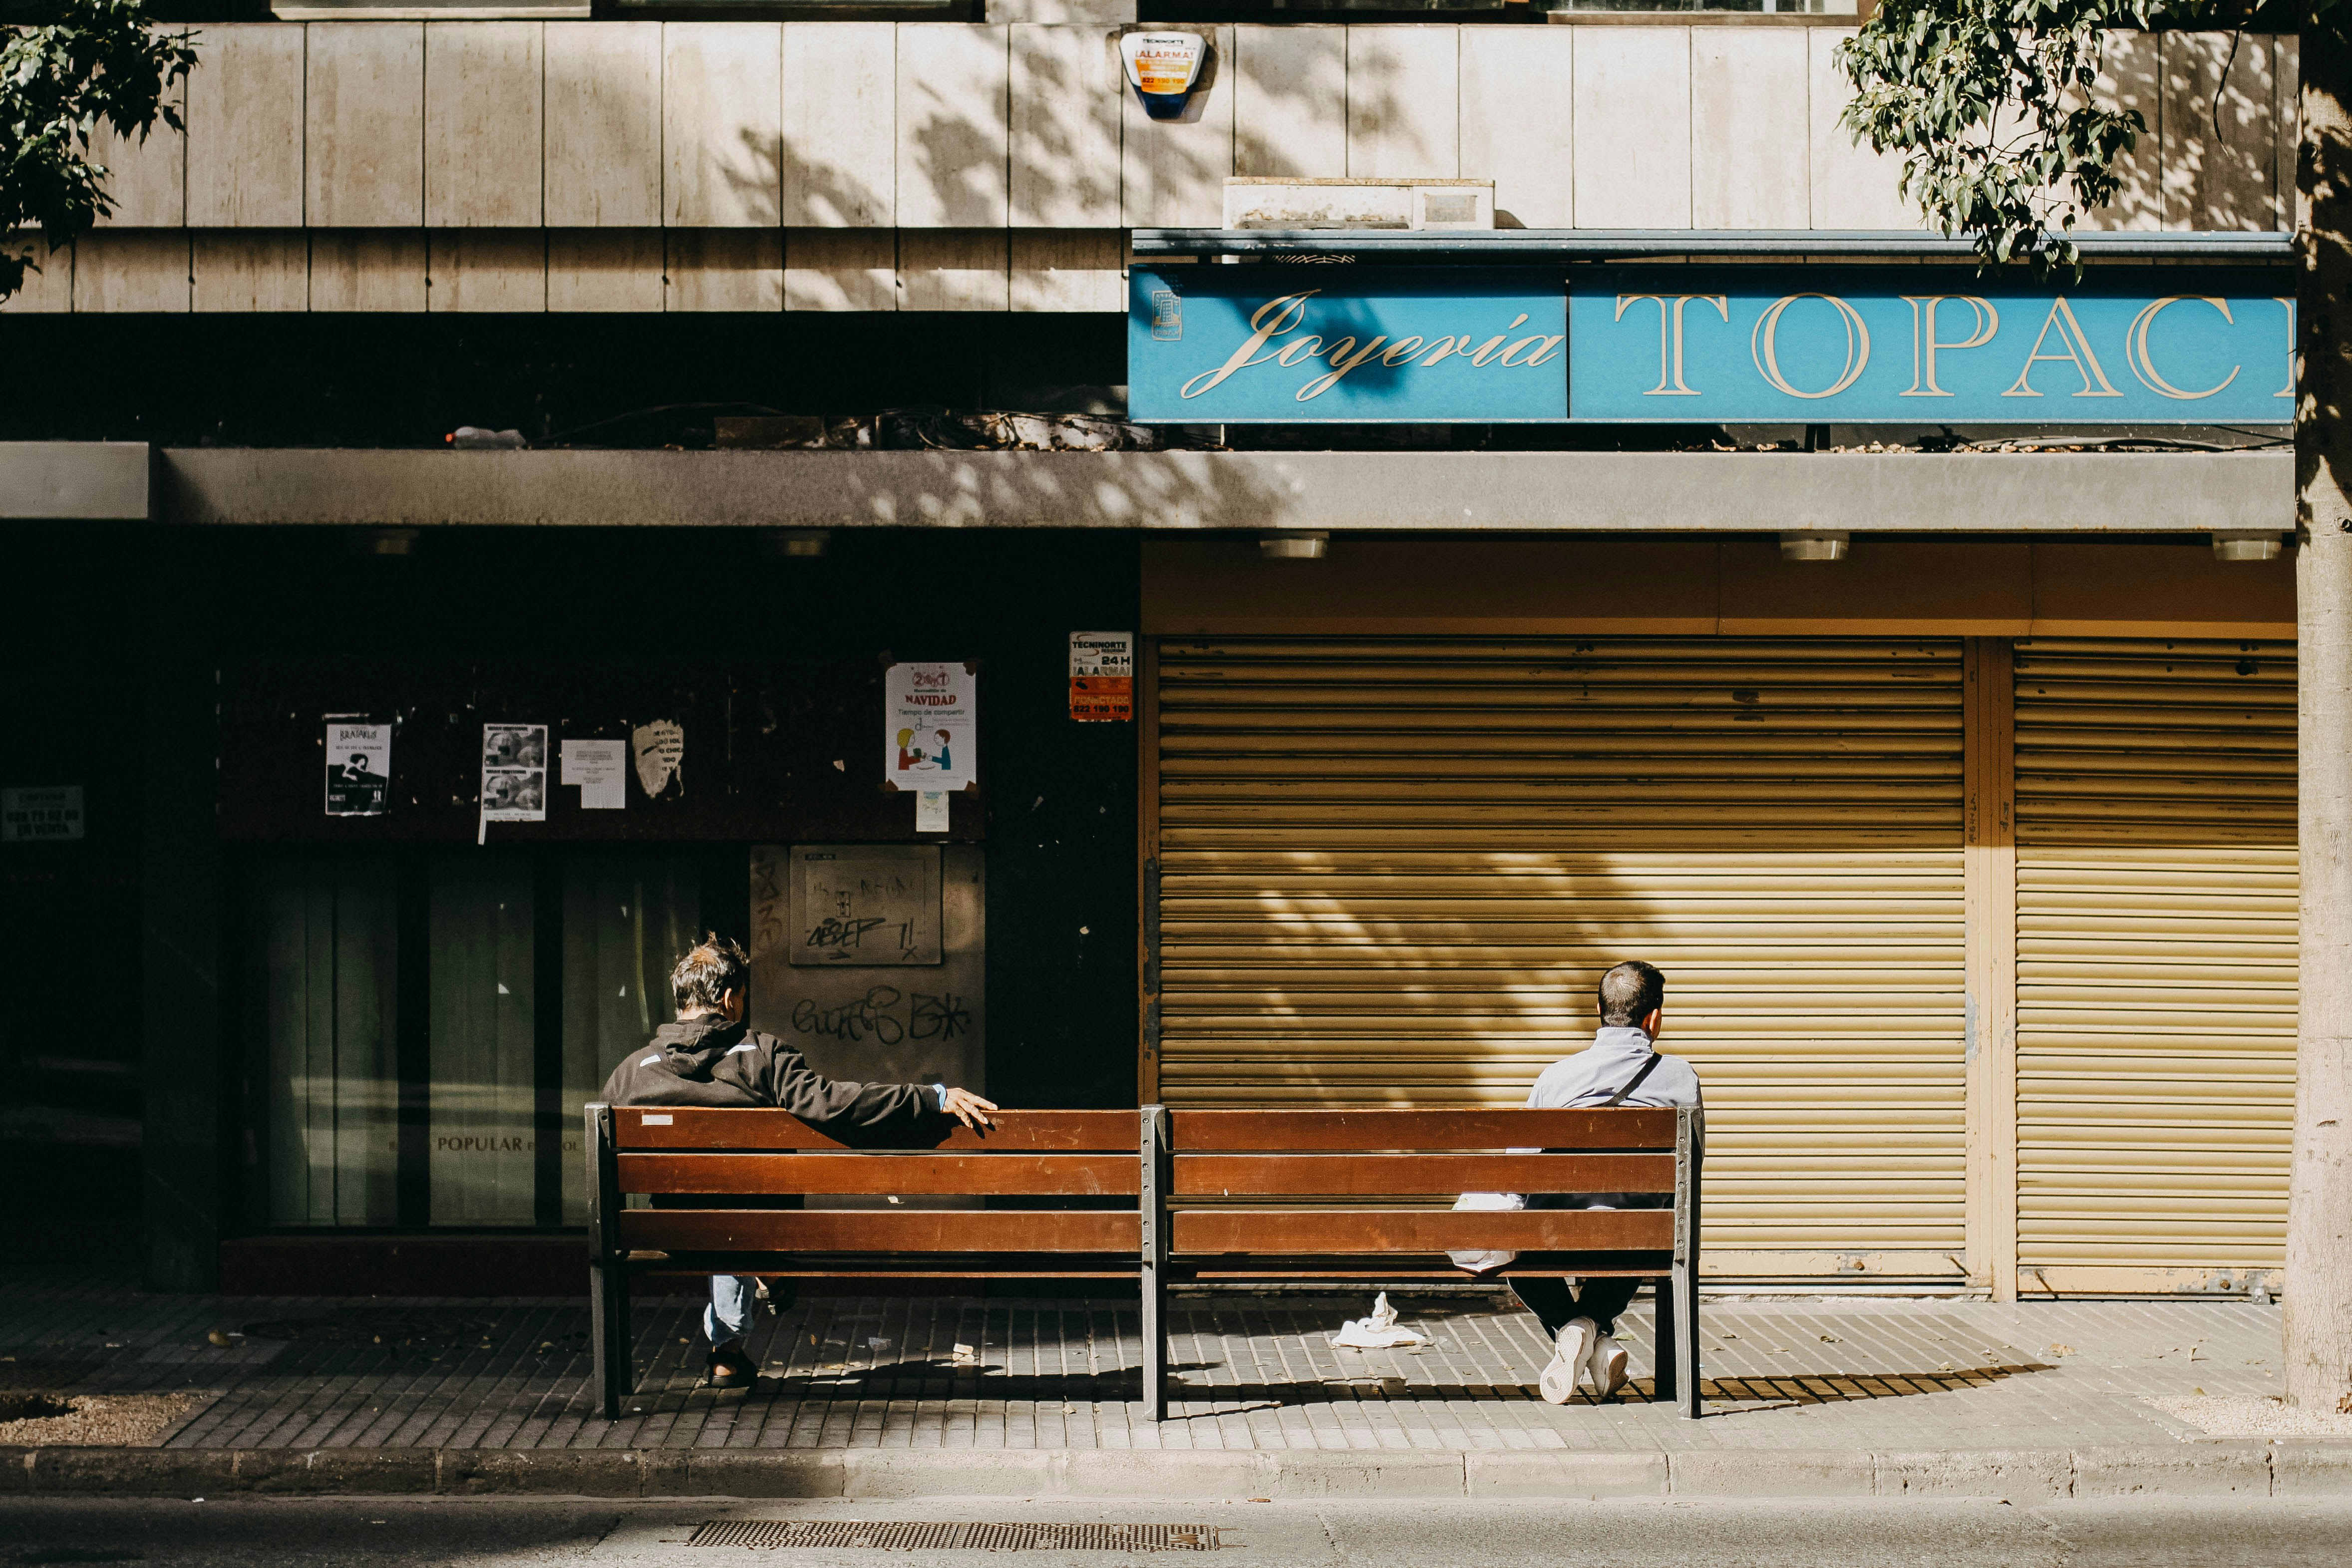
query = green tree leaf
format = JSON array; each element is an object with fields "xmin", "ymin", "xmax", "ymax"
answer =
[
  {"xmin": 1834, "ymin": 1, "xmax": 2320, "ymax": 274},
  {"xmin": 1, "ymin": 0, "xmax": 197, "ymax": 301}
]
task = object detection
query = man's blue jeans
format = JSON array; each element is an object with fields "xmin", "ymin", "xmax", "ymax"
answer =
[{"xmin": 706, "ymin": 1274, "xmax": 755, "ymax": 1347}]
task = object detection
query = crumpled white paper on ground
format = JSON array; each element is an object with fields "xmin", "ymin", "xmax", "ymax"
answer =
[{"xmin": 1330, "ymin": 1291, "xmax": 1429, "ymax": 1350}]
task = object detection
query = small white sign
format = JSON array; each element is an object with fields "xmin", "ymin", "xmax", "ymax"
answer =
[
  {"xmin": 885, "ymin": 662, "xmax": 976, "ymax": 792},
  {"xmin": 1, "ymin": 785, "xmax": 84, "ymax": 843},
  {"xmin": 561, "ymin": 739, "xmax": 628, "ymax": 810},
  {"xmin": 916, "ymin": 791, "xmax": 951, "ymax": 833},
  {"xmin": 1068, "ymin": 631, "xmax": 1133, "ymax": 679}
]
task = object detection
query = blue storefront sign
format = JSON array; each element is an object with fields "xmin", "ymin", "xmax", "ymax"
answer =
[
  {"xmin": 1128, "ymin": 265, "xmax": 2293, "ymax": 425},
  {"xmin": 1128, "ymin": 268, "xmax": 1569, "ymax": 422}
]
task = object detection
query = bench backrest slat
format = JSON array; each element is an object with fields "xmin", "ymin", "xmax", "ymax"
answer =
[
  {"xmin": 1171, "ymin": 1208, "xmax": 1673, "ymax": 1255},
  {"xmin": 620, "ymin": 1151, "xmax": 1140, "ymax": 1198},
  {"xmin": 618, "ymin": 1208, "xmax": 1139, "ymax": 1254},
  {"xmin": 1170, "ymin": 1108, "xmax": 1676, "ymax": 1152},
  {"xmin": 1171, "ymin": 1152, "xmax": 1672, "ymax": 1198},
  {"xmin": 613, "ymin": 1107, "xmax": 1136, "ymax": 1152}
]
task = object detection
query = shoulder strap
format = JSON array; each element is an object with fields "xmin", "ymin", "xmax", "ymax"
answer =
[{"xmin": 1601, "ymin": 1052, "xmax": 1663, "ymax": 1108}]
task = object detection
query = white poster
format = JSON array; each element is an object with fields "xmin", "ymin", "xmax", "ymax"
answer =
[
  {"xmin": 479, "ymin": 723, "xmax": 547, "ymax": 842},
  {"xmin": 631, "ymin": 719, "xmax": 684, "ymax": 801},
  {"xmin": 561, "ymin": 738, "xmax": 627, "ymax": 810},
  {"xmin": 885, "ymin": 662, "xmax": 976, "ymax": 792},
  {"xmin": 324, "ymin": 721, "xmax": 391, "ymax": 817}
]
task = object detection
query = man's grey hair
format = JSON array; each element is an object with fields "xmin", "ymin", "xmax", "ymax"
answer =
[
  {"xmin": 1597, "ymin": 960, "xmax": 1665, "ymax": 1029},
  {"xmin": 672, "ymin": 933, "xmax": 750, "ymax": 1013}
]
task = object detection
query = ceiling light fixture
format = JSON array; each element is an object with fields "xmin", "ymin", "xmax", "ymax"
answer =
[
  {"xmin": 2211, "ymin": 531, "xmax": 2283, "ymax": 562},
  {"xmin": 1260, "ymin": 533, "xmax": 1329, "ymax": 560},
  {"xmin": 1779, "ymin": 532, "xmax": 1849, "ymax": 563},
  {"xmin": 764, "ymin": 529, "xmax": 831, "ymax": 558},
  {"xmin": 349, "ymin": 528, "xmax": 418, "ymax": 557}
]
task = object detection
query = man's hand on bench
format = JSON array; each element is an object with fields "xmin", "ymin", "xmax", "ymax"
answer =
[{"xmin": 941, "ymin": 1087, "xmax": 999, "ymax": 1131}]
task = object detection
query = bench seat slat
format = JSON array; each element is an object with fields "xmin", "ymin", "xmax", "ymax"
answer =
[
  {"xmin": 617, "ymin": 1208, "xmax": 1140, "ymax": 1254},
  {"xmin": 1169, "ymin": 1109, "xmax": 1677, "ymax": 1153},
  {"xmin": 626, "ymin": 1252, "xmax": 1143, "ymax": 1280},
  {"xmin": 613, "ymin": 1107, "xmax": 1137, "ymax": 1152},
  {"xmin": 619, "ymin": 1152, "xmax": 1141, "ymax": 1197},
  {"xmin": 1169, "ymin": 1207, "xmax": 1673, "ymax": 1254},
  {"xmin": 1172, "ymin": 1153, "xmax": 1672, "ymax": 1197},
  {"xmin": 1173, "ymin": 1251, "xmax": 1673, "ymax": 1280}
]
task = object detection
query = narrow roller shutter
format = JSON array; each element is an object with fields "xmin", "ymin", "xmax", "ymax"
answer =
[
  {"xmin": 1154, "ymin": 636, "xmax": 1967, "ymax": 1276},
  {"xmin": 2014, "ymin": 637, "xmax": 2296, "ymax": 1289}
]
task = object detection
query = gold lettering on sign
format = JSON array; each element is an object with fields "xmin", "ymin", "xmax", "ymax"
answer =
[
  {"xmin": 2276, "ymin": 297, "xmax": 2296, "ymax": 399},
  {"xmin": 2003, "ymin": 298, "xmax": 2121, "ymax": 397},
  {"xmin": 1300, "ymin": 335, "xmax": 1391, "ymax": 400},
  {"xmin": 1500, "ymin": 332, "xmax": 1565, "ymax": 367},
  {"xmin": 2124, "ymin": 296, "xmax": 2239, "ymax": 400},
  {"xmin": 1176, "ymin": 294, "xmax": 1557, "ymax": 399},
  {"xmin": 1469, "ymin": 314, "xmax": 1532, "ymax": 367},
  {"xmin": 1178, "ymin": 291, "xmax": 1318, "ymax": 399},
  {"xmin": 1900, "ymin": 295, "xmax": 1999, "ymax": 396},
  {"xmin": 1275, "ymin": 335, "xmax": 1326, "ymax": 367},
  {"xmin": 1751, "ymin": 294, "xmax": 1871, "ymax": 399},
  {"xmin": 1617, "ymin": 294, "xmax": 1729, "ymax": 395}
]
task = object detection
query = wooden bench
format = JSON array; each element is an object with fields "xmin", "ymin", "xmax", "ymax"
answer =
[{"xmin": 586, "ymin": 1102, "xmax": 1700, "ymax": 1421}]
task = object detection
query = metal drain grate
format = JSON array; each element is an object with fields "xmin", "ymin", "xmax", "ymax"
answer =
[{"xmin": 685, "ymin": 1521, "xmax": 1222, "ymax": 1552}]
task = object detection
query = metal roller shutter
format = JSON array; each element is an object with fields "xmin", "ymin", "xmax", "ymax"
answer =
[
  {"xmin": 2013, "ymin": 637, "xmax": 2297, "ymax": 1291},
  {"xmin": 1153, "ymin": 636, "xmax": 1967, "ymax": 1277}
]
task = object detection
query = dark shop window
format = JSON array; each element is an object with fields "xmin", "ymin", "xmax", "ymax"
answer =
[{"xmin": 242, "ymin": 850, "xmax": 701, "ymax": 1232}]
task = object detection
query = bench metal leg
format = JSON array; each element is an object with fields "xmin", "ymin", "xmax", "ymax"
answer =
[
  {"xmin": 1671, "ymin": 1105, "xmax": 1703, "ymax": 1419},
  {"xmin": 1140, "ymin": 1104, "xmax": 1169, "ymax": 1422},
  {"xmin": 1141, "ymin": 1264, "xmax": 1168, "ymax": 1423},
  {"xmin": 591, "ymin": 1257, "xmax": 632, "ymax": 1421},
  {"xmin": 1672, "ymin": 1260, "xmax": 1700, "ymax": 1419},
  {"xmin": 1651, "ymin": 1276, "xmax": 1676, "ymax": 1404}
]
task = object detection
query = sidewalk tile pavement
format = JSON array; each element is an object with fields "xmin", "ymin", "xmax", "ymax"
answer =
[{"xmin": 0, "ymin": 1267, "xmax": 2292, "ymax": 1453}]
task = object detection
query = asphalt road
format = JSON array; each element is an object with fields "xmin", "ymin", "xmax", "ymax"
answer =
[{"xmin": 4, "ymin": 1495, "xmax": 2352, "ymax": 1568}]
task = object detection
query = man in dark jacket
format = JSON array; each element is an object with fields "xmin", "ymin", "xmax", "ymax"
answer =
[{"xmin": 602, "ymin": 934, "xmax": 996, "ymax": 1388}]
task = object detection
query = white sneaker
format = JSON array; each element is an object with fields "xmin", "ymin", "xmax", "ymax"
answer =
[
  {"xmin": 1540, "ymin": 1317, "xmax": 1597, "ymax": 1405},
  {"xmin": 1586, "ymin": 1332, "xmax": 1630, "ymax": 1399}
]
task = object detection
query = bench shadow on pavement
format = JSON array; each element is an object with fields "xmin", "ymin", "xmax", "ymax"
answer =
[
  {"xmin": 718, "ymin": 1358, "xmax": 2057, "ymax": 1414},
  {"xmin": 1680, "ymin": 1363, "xmax": 2057, "ymax": 1412}
]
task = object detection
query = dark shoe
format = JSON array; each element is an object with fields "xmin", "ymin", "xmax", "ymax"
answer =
[{"xmin": 707, "ymin": 1344, "xmax": 757, "ymax": 1388}]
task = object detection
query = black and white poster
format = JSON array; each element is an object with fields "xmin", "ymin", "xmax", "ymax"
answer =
[
  {"xmin": 479, "ymin": 723, "xmax": 547, "ymax": 842},
  {"xmin": 324, "ymin": 721, "xmax": 391, "ymax": 817}
]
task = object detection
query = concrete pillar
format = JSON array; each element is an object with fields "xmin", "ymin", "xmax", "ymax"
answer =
[
  {"xmin": 141, "ymin": 536, "xmax": 222, "ymax": 1292},
  {"xmin": 2290, "ymin": 23, "xmax": 2352, "ymax": 1414}
]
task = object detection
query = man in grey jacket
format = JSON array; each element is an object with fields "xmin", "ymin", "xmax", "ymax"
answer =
[
  {"xmin": 1519, "ymin": 959, "xmax": 1703, "ymax": 1404},
  {"xmin": 601, "ymin": 935, "xmax": 996, "ymax": 1388}
]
